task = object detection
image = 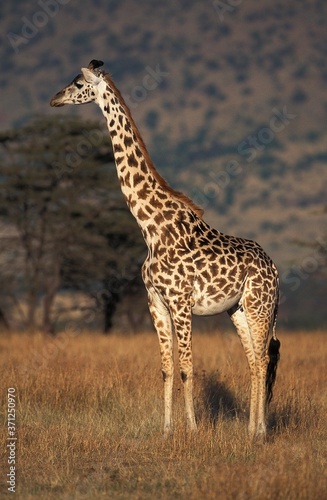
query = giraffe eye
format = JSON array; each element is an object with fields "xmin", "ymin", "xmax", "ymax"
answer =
[{"xmin": 75, "ymin": 81, "xmax": 83, "ymax": 89}]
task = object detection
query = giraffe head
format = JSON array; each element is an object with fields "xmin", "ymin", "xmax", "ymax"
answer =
[{"xmin": 50, "ymin": 60, "xmax": 105, "ymax": 107}]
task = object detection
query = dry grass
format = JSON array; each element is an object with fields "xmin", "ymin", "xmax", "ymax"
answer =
[{"xmin": 1, "ymin": 329, "xmax": 326, "ymax": 499}]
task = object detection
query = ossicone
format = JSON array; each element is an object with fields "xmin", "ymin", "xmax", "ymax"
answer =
[{"xmin": 88, "ymin": 60, "xmax": 104, "ymax": 71}]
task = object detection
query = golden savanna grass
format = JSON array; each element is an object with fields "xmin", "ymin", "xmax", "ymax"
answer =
[{"xmin": 1, "ymin": 329, "xmax": 326, "ymax": 499}]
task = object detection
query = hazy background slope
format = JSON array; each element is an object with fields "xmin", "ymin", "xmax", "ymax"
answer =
[{"xmin": 0, "ymin": 0, "xmax": 326, "ymax": 327}]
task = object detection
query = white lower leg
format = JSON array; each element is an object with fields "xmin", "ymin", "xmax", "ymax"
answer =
[
  {"xmin": 163, "ymin": 370, "xmax": 173, "ymax": 436},
  {"xmin": 182, "ymin": 371, "xmax": 197, "ymax": 431},
  {"xmin": 256, "ymin": 366, "xmax": 267, "ymax": 437},
  {"xmin": 248, "ymin": 373, "xmax": 258, "ymax": 438}
]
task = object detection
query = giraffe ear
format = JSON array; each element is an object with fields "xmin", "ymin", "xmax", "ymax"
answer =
[{"xmin": 81, "ymin": 67, "xmax": 101, "ymax": 85}]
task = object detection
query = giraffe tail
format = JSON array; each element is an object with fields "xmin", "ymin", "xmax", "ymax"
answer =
[{"xmin": 266, "ymin": 278, "xmax": 280, "ymax": 405}]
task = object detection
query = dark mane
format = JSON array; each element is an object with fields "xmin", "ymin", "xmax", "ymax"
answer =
[{"xmin": 104, "ymin": 73, "xmax": 204, "ymax": 219}]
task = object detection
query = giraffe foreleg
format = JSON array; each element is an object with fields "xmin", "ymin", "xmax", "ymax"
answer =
[
  {"xmin": 147, "ymin": 290, "xmax": 174, "ymax": 436},
  {"xmin": 170, "ymin": 299, "xmax": 197, "ymax": 432}
]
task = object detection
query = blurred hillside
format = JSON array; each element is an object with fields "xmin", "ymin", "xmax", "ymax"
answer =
[{"xmin": 0, "ymin": 0, "xmax": 326, "ymax": 328}]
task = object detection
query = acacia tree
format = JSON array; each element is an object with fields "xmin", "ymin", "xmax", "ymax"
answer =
[{"xmin": 0, "ymin": 116, "xmax": 145, "ymax": 333}]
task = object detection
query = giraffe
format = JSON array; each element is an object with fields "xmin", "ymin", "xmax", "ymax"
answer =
[{"xmin": 50, "ymin": 60, "xmax": 280, "ymax": 440}]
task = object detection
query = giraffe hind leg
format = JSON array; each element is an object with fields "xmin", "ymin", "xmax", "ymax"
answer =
[
  {"xmin": 240, "ymin": 302, "xmax": 275, "ymax": 439},
  {"xmin": 228, "ymin": 306, "xmax": 259, "ymax": 438}
]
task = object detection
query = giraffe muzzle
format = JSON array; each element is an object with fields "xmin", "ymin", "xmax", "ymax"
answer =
[{"xmin": 50, "ymin": 93, "xmax": 65, "ymax": 107}]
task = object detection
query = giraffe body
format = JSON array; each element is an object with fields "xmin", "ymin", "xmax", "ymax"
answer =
[{"xmin": 50, "ymin": 60, "xmax": 280, "ymax": 439}]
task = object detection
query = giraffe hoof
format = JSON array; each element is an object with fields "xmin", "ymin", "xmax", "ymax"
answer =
[
  {"xmin": 163, "ymin": 426, "xmax": 173, "ymax": 438},
  {"xmin": 187, "ymin": 421, "xmax": 198, "ymax": 433},
  {"xmin": 249, "ymin": 428, "xmax": 267, "ymax": 444}
]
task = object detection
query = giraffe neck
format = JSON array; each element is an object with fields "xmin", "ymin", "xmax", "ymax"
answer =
[
  {"xmin": 101, "ymin": 88, "xmax": 162, "ymax": 227},
  {"xmin": 95, "ymin": 75, "xmax": 203, "ymax": 244}
]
